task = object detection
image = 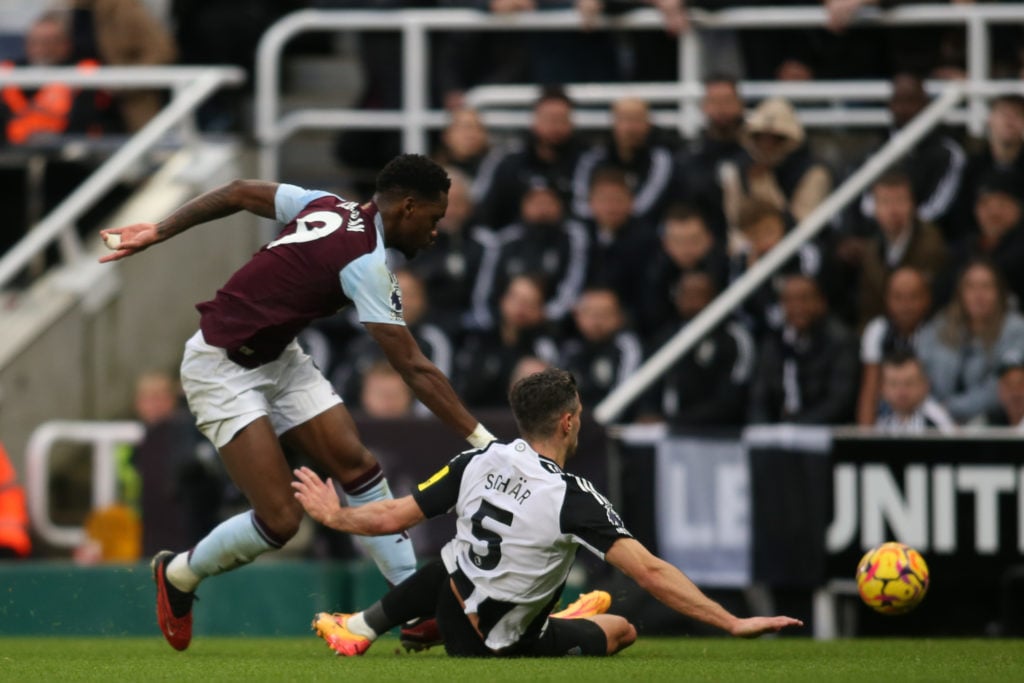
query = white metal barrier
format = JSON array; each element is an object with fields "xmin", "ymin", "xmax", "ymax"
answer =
[
  {"xmin": 254, "ymin": 4, "xmax": 1024, "ymax": 181},
  {"xmin": 593, "ymin": 84, "xmax": 965, "ymax": 424},
  {"xmin": 0, "ymin": 66, "xmax": 246, "ymax": 290},
  {"xmin": 24, "ymin": 420, "xmax": 144, "ymax": 548}
]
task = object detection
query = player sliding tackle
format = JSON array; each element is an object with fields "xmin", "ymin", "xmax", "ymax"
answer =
[
  {"xmin": 99, "ymin": 154, "xmax": 496, "ymax": 652},
  {"xmin": 293, "ymin": 369, "xmax": 802, "ymax": 657}
]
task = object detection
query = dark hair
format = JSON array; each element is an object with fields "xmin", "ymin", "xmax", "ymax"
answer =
[
  {"xmin": 873, "ymin": 168, "xmax": 915, "ymax": 197},
  {"xmin": 589, "ymin": 165, "xmax": 630, "ymax": 193},
  {"xmin": 376, "ymin": 154, "xmax": 451, "ymax": 199},
  {"xmin": 535, "ymin": 84, "xmax": 573, "ymax": 110},
  {"xmin": 991, "ymin": 94, "xmax": 1024, "ymax": 112},
  {"xmin": 737, "ymin": 198, "xmax": 784, "ymax": 232},
  {"xmin": 703, "ymin": 73, "xmax": 739, "ymax": 89},
  {"xmin": 663, "ymin": 203, "xmax": 705, "ymax": 225},
  {"xmin": 881, "ymin": 348, "xmax": 922, "ymax": 370},
  {"xmin": 508, "ymin": 368, "xmax": 579, "ymax": 439}
]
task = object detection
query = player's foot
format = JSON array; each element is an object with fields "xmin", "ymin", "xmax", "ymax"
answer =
[
  {"xmin": 312, "ymin": 612, "xmax": 372, "ymax": 656},
  {"xmin": 550, "ymin": 590, "xmax": 612, "ymax": 619},
  {"xmin": 399, "ymin": 616, "xmax": 443, "ymax": 652},
  {"xmin": 151, "ymin": 550, "xmax": 197, "ymax": 651}
]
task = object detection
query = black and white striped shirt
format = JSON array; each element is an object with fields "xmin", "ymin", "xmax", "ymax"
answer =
[{"xmin": 413, "ymin": 440, "xmax": 632, "ymax": 650}]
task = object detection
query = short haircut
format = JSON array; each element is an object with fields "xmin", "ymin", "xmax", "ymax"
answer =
[
  {"xmin": 873, "ymin": 168, "xmax": 915, "ymax": 196},
  {"xmin": 663, "ymin": 203, "xmax": 705, "ymax": 225},
  {"xmin": 704, "ymin": 72, "xmax": 739, "ymax": 89},
  {"xmin": 535, "ymin": 84, "xmax": 573, "ymax": 110},
  {"xmin": 376, "ymin": 154, "xmax": 451, "ymax": 199},
  {"xmin": 589, "ymin": 165, "xmax": 630, "ymax": 193},
  {"xmin": 991, "ymin": 94, "xmax": 1024, "ymax": 112},
  {"xmin": 508, "ymin": 368, "xmax": 580, "ymax": 439},
  {"xmin": 881, "ymin": 349, "xmax": 925, "ymax": 375},
  {"xmin": 737, "ymin": 198, "xmax": 783, "ymax": 232}
]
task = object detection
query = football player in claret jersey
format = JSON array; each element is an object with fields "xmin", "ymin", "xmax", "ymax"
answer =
[
  {"xmin": 99, "ymin": 154, "xmax": 497, "ymax": 652},
  {"xmin": 294, "ymin": 369, "xmax": 802, "ymax": 657}
]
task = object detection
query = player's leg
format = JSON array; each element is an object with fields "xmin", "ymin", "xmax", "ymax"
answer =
[
  {"xmin": 519, "ymin": 613, "xmax": 635, "ymax": 657},
  {"xmin": 313, "ymin": 559, "xmax": 447, "ymax": 656},
  {"xmin": 586, "ymin": 614, "xmax": 638, "ymax": 655},
  {"xmin": 280, "ymin": 404, "xmax": 417, "ymax": 586},
  {"xmin": 154, "ymin": 335, "xmax": 301, "ymax": 650}
]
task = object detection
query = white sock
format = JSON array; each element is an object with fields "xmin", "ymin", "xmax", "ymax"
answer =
[
  {"xmin": 346, "ymin": 612, "xmax": 378, "ymax": 640},
  {"xmin": 342, "ymin": 471, "xmax": 417, "ymax": 585},
  {"xmin": 172, "ymin": 511, "xmax": 282, "ymax": 591},
  {"xmin": 166, "ymin": 553, "xmax": 202, "ymax": 593}
]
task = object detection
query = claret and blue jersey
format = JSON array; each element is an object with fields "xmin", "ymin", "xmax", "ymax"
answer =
[{"xmin": 195, "ymin": 185, "xmax": 405, "ymax": 367}]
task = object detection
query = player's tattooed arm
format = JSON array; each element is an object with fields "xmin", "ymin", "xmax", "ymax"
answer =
[
  {"xmin": 156, "ymin": 180, "xmax": 279, "ymax": 239},
  {"xmin": 99, "ymin": 180, "xmax": 280, "ymax": 263}
]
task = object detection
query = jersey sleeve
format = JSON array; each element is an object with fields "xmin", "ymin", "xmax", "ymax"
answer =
[
  {"xmin": 274, "ymin": 184, "xmax": 336, "ymax": 224},
  {"xmin": 339, "ymin": 256, "xmax": 406, "ymax": 325},
  {"xmin": 560, "ymin": 474, "xmax": 633, "ymax": 559},
  {"xmin": 412, "ymin": 449, "xmax": 482, "ymax": 518}
]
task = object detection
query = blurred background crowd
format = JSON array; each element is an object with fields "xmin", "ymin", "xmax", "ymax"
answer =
[{"xmin": 1, "ymin": 0, "xmax": 1023, "ymax": 562}]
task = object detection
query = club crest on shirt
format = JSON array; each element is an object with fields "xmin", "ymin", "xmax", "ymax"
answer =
[{"xmin": 388, "ymin": 272, "xmax": 403, "ymax": 321}]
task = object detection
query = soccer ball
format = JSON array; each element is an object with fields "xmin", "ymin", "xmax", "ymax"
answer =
[{"xmin": 855, "ymin": 541, "xmax": 929, "ymax": 615}]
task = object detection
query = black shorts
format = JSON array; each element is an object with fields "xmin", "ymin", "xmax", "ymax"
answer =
[{"xmin": 436, "ymin": 582, "xmax": 608, "ymax": 658}]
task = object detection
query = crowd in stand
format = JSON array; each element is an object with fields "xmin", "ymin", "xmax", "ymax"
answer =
[
  {"xmin": 1, "ymin": 2, "xmax": 1023, "ymax": 436},
  {"xmin": 309, "ymin": 77, "xmax": 1024, "ymax": 434}
]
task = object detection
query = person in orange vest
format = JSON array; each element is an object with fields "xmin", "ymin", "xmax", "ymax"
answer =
[
  {"xmin": 0, "ymin": 10, "xmax": 120, "ymax": 145},
  {"xmin": 0, "ymin": 439, "xmax": 32, "ymax": 559}
]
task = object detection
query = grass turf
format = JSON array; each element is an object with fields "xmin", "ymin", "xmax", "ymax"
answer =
[{"xmin": 1, "ymin": 636, "xmax": 1021, "ymax": 682}]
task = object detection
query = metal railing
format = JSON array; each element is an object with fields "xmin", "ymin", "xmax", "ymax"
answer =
[
  {"xmin": 24, "ymin": 420, "xmax": 144, "ymax": 548},
  {"xmin": 254, "ymin": 4, "xmax": 1024, "ymax": 181},
  {"xmin": 0, "ymin": 66, "xmax": 245, "ymax": 289},
  {"xmin": 593, "ymin": 84, "xmax": 965, "ymax": 423}
]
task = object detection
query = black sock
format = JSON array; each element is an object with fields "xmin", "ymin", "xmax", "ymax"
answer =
[{"xmin": 364, "ymin": 559, "xmax": 447, "ymax": 633}]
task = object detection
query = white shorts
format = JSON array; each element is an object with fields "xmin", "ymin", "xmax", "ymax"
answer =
[{"xmin": 179, "ymin": 330, "xmax": 343, "ymax": 449}]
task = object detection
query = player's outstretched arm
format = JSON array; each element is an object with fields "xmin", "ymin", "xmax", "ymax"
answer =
[
  {"xmin": 291, "ymin": 466, "xmax": 425, "ymax": 535},
  {"xmin": 365, "ymin": 322, "xmax": 495, "ymax": 449},
  {"xmin": 605, "ymin": 537, "xmax": 803, "ymax": 637},
  {"xmin": 98, "ymin": 179, "xmax": 279, "ymax": 263}
]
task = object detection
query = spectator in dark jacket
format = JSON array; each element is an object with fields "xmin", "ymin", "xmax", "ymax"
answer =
[
  {"xmin": 729, "ymin": 198, "xmax": 822, "ymax": 342},
  {"xmin": 944, "ymin": 169, "xmax": 1024, "ymax": 310},
  {"xmin": 431, "ymin": 107, "xmax": 492, "ymax": 184},
  {"xmin": 640, "ymin": 270, "xmax": 755, "ymax": 427},
  {"xmin": 954, "ymin": 94, "xmax": 1024, "ymax": 226},
  {"xmin": 676, "ymin": 74, "xmax": 747, "ymax": 243},
  {"xmin": 857, "ymin": 169, "xmax": 948, "ymax": 327},
  {"xmin": 638, "ymin": 204, "xmax": 728, "ymax": 337},
  {"xmin": 456, "ymin": 273, "xmax": 560, "ymax": 409},
  {"xmin": 749, "ymin": 274, "xmax": 858, "ymax": 424},
  {"xmin": 858, "ymin": 73, "xmax": 966, "ymax": 240},
  {"xmin": 132, "ymin": 371, "xmax": 224, "ymax": 557},
  {"xmin": 559, "ymin": 287, "xmax": 643, "ymax": 411},
  {"xmin": 472, "ymin": 86, "xmax": 586, "ymax": 230},
  {"xmin": 405, "ymin": 168, "xmax": 493, "ymax": 336},
  {"xmin": 581, "ymin": 167, "xmax": 658, "ymax": 324},
  {"xmin": 472, "ymin": 182, "xmax": 589, "ymax": 328},
  {"xmin": 571, "ymin": 97, "xmax": 678, "ymax": 226}
]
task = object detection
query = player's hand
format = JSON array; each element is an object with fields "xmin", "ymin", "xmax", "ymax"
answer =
[
  {"xmin": 729, "ymin": 616, "xmax": 804, "ymax": 638},
  {"xmin": 292, "ymin": 466, "xmax": 343, "ymax": 526},
  {"xmin": 98, "ymin": 222, "xmax": 161, "ymax": 263}
]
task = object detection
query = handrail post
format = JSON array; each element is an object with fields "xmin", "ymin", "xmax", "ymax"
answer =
[
  {"xmin": 966, "ymin": 13, "xmax": 988, "ymax": 138},
  {"xmin": 680, "ymin": 28, "xmax": 701, "ymax": 139},
  {"xmin": 402, "ymin": 16, "xmax": 429, "ymax": 155}
]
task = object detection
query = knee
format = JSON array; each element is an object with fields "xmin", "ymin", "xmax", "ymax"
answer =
[
  {"xmin": 606, "ymin": 617, "xmax": 637, "ymax": 655},
  {"xmin": 256, "ymin": 499, "xmax": 304, "ymax": 544}
]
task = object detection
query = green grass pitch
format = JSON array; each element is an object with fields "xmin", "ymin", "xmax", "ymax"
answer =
[{"xmin": 1, "ymin": 637, "xmax": 1022, "ymax": 682}]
